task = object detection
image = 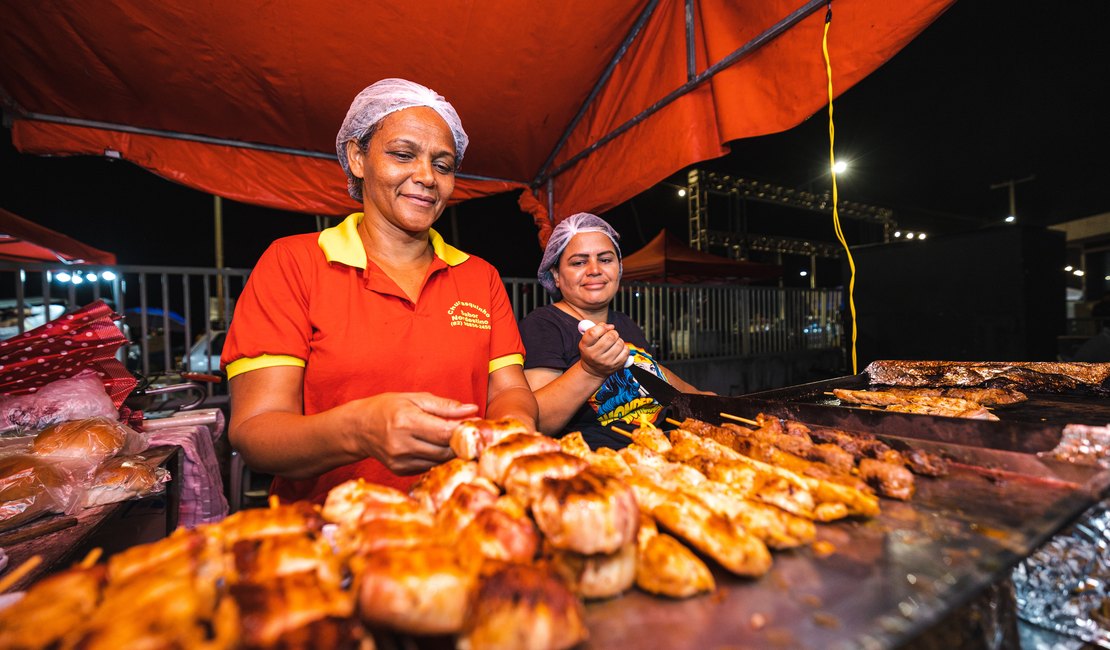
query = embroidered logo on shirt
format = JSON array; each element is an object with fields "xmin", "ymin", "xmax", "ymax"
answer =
[{"xmin": 447, "ymin": 301, "xmax": 491, "ymax": 330}]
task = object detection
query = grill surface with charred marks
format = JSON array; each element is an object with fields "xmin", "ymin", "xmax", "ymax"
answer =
[
  {"xmin": 683, "ymin": 375, "xmax": 1110, "ymax": 454},
  {"xmin": 589, "ymin": 392, "xmax": 1110, "ymax": 649}
]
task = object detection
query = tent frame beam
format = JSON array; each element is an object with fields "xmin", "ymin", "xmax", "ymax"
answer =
[
  {"xmin": 7, "ymin": 110, "xmax": 521, "ymax": 185},
  {"xmin": 532, "ymin": 0, "xmax": 661, "ymax": 188},
  {"xmin": 538, "ymin": 0, "xmax": 826, "ymax": 187}
]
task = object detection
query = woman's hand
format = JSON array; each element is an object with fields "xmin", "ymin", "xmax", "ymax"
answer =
[
  {"xmin": 229, "ymin": 365, "xmax": 481, "ymax": 480},
  {"xmin": 345, "ymin": 392, "xmax": 479, "ymax": 475},
  {"xmin": 578, "ymin": 322, "xmax": 629, "ymax": 379}
]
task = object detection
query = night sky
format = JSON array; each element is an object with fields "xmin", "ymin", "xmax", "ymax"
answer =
[{"xmin": 3, "ymin": 0, "xmax": 1108, "ymax": 283}]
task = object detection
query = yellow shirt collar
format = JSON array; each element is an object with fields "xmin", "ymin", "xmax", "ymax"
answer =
[{"xmin": 318, "ymin": 213, "xmax": 469, "ymax": 268}]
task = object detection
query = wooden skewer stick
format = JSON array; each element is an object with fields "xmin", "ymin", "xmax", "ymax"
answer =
[
  {"xmin": 664, "ymin": 417, "xmax": 683, "ymax": 427},
  {"xmin": 0, "ymin": 555, "xmax": 42, "ymax": 593},
  {"xmin": 79, "ymin": 547, "xmax": 103, "ymax": 569},
  {"xmin": 610, "ymin": 425, "xmax": 634, "ymax": 439},
  {"xmin": 719, "ymin": 412, "xmax": 759, "ymax": 427}
]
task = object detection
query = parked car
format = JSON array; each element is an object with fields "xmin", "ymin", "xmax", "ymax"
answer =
[
  {"xmin": 0, "ymin": 299, "xmax": 66, "ymax": 340},
  {"xmin": 185, "ymin": 330, "xmax": 226, "ymax": 374}
]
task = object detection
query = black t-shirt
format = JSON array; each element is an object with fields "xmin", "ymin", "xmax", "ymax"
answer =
[{"xmin": 520, "ymin": 304, "xmax": 671, "ymax": 449}]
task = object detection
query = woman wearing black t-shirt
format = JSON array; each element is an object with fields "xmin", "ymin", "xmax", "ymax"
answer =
[{"xmin": 519, "ymin": 213, "xmax": 708, "ymax": 449}]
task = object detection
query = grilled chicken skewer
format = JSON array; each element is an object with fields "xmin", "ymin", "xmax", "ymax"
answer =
[
  {"xmin": 634, "ymin": 516, "xmax": 716, "ymax": 598},
  {"xmin": 832, "ymin": 388, "xmax": 999, "ymax": 420}
]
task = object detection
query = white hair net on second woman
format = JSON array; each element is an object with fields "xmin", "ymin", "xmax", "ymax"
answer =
[
  {"xmin": 335, "ymin": 78, "xmax": 469, "ymax": 202},
  {"xmin": 537, "ymin": 213, "xmax": 623, "ymax": 300}
]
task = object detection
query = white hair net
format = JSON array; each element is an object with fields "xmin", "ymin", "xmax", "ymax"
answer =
[
  {"xmin": 537, "ymin": 213, "xmax": 622, "ymax": 300},
  {"xmin": 335, "ymin": 78, "xmax": 469, "ymax": 202}
]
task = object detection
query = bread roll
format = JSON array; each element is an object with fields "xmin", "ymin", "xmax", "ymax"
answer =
[
  {"xmin": 0, "ymin": 454, "xmax": 66, "ymax": 531},
  {"xmin": 32, "ymin": 417, "xmax": 127, "ymax": 461},
  {"xmin": 81, "ymin": 456, "xmax": 167, "ymax": 508}
]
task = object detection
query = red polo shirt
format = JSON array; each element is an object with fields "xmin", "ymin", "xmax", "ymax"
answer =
[{"xmin": 222, "ymin": 213, "xmax": 524, "ymax": 503}]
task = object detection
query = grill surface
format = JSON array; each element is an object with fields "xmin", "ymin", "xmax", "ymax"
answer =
[{"xmin": 575, "ymin": 386, "xmax": 1110, "ymax": 648}]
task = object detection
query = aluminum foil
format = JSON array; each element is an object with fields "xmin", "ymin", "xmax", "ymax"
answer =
[
  {"xmin": 1014, "ymin": 500, "xmax": 1110, "ymax": 648},
  {"xmin": 1047, "ymin": 424, "xmax": 1110, "ymax": 468}
]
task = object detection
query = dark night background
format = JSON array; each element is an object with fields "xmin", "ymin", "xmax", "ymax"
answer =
[{"xmin": 3, "ymin": 0, "xmax": 1109, "ymax": 284}]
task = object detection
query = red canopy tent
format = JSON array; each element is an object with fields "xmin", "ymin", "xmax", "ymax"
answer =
[
  {"xmin": 0, "ymin": 1, "xmax": 953, "ymax": 245},
  {"xmin": 0, "ymin": 207, "xmax": 117, "ymax": 264},
  {"xmin": 622, "ymin": 230, "xmax": 781, "ymax": 283}
]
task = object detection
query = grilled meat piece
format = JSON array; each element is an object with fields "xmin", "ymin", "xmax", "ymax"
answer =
[
  {"xmin": 0, "ymin": 565, "xmax": 107, "ymax": 649},
  {"xmin": 547, "ymin": 540, "xmax": 637, "ymax": 600},
  {"xmin": 433, "ymin": 480, "xmax": 501, "ymax": 541},
  {"xmin": 408, "ymin": 458, "xmax": 482, "ymax": 512},
  {"xmin": 942, "ymin": 386, "xmax": 1027, "ymax": 406},
  {"xmin": 832, "ymin": 388, "xmax": 907, "ymax": 407},
  {"xmin": 321, "ymin": 478, "xmax": 413, "ymax": 526},
  {"xmin": 458, "ymin": 562, "xmax": 588, "ymax": 650},
  {"xmin": 627, "ymin": 474, "xmax": 772, "ymax": 577},
  {"xmin": 885, "ymin": 398, "xmax": 998, "ymax": 420},
  {"xmin": 635, "ymin": 518, "xmax": 715, "ymax": 598},
  {"xmin": 450, "ymin": 417, "xmax": 533, "ymax": 460},
  {"xmin": 230, "ymin": 534, "xmax": 343, "ymax": 588},
  {"xmin": 809, "ymin": 443, "xmax": 856, "ymax": 474},
  {"xmin": 533, "ymin": 467, "xmax": 639, "ymax": 555},
  {"xmin": 478, "ymin": 433, "xmax": 562, "ymax": 486},
  {"xmin": 457, "ymin": 506, "xmax": 541, "ymax": 572},
  {"xmin": 558, "ymin": 431, "xmax": 591, "ymax": 457},
  {"xmin": 355, "ymin": 545, "xmax": 473, "ymax": 635},
  {"xmin": 216, "ymin": 501, "xmax": 327, "ymax": 546},
  {"xmin": 621, "ymin": 442, "xmax": 814, "ymax": 549},
  {"xmin": 904, "ymin": 448, "xmax": 949, "ymax": 477},
  {"xmin": 670, "ymin": 428, "xmax": 880, "ymax": 520},
  {"xmin": 858, "ymin": 459, "xmax": 915, "ymax": 500},
  {"xmin": 693, "ymin": 418, "xmax": 872, "ymax": 494},
  {"xmin": 232, "ymin": 570, "xmax": 354, "ymax": 648},
  {"xmin": 502, "ymin": 451, "xmax": 588, "ymax": 505}
]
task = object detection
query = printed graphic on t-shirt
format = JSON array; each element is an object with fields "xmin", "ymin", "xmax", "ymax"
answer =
[
  {"xmin": 589, "ymin": 345, "xmax": 666, "ymax": 426},
  {"xmin": 447, "ymin": 300, "xmax": 491, "ymax": 330}
]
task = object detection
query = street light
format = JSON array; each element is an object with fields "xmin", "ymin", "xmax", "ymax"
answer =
[{"xmin": 832, "ymin": 160, "xmax": 848, "ymax": 174}]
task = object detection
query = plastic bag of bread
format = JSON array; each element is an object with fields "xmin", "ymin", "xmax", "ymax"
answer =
[
  {"xmin": 80, "ymin": 455, "xmax": 170, "ymax": 508},
  {"xmin": 30, "ymin": 417, "xmax": 147, "ymax": 463},
  {"xmin": 0, "ymin": 453, "xmax": 78, "ymax": 532}
]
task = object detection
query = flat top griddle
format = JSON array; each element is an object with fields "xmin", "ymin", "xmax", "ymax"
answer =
[
  {"xmin": 585, "ymin": 434, "xmax": 1107, "ymax": 648},
  {"xmin": 575, "ymin": 391, "xmax": 1109, "ymax": 649},
  {"xmin": 715, "ymin": 374, "xmax": 1110, "ymax": 454}
]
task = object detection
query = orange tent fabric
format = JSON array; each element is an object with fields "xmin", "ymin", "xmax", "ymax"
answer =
[
  {"xmin": 0, "ymin": 207, "xmax": 117, "ymax": 264},
  {"xmin": 622, "ymin": 230, "xmax": 781, "ymax": 283},
  {"xmin": 0, "ymin": 0, "xmax": 953, "ymax": 244}
]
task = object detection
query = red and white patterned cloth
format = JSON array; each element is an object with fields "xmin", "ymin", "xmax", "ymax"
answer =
[{"xmin": 0, "ymin": 300, "xmax": 136, "ymax": 408}]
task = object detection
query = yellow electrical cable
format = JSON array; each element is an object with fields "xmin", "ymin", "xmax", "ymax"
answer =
[{"xmin": 822, "ymin": 6, "xmax": 858, "ymax": 374}]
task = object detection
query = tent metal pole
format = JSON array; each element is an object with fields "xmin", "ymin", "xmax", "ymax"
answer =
[
  {"xmin": 214, "ymin": 195, "xmax": 225, "ymax": 328},
  {"xmin": 547, "ymin": 179, "xmax": 555, "ymax": 225},
  {"xmin": 685, "ymin": 0, "xmax": 696, "ymax": 81},
  {"xmin": 11, "ymin": 111, "xmax": 520, "ymax": 184},
  {"xmin": 530, "ymin": 0, "xmax": 661, "ymax": 187},
  {"xmin": 543, "ymin": 0, "xmax": 826, "ymax": 183}
]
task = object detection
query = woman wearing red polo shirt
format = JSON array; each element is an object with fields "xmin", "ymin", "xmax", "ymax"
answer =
[{"xmin": 222, "ymin": 79, "xmax": 538, "ymax": 504}]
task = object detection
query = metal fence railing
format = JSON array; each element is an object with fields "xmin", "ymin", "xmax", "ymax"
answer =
[
  {"xmin": 1, "ymin": 261, "xmax": 250, "ymax": 378},
  {"xmin": 2, "ymin": 262, "xmax": 843, "ymax": 375},
  {"xmin": 502, "ymin": 278, "xmax": 843, "ymax": 362}
]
